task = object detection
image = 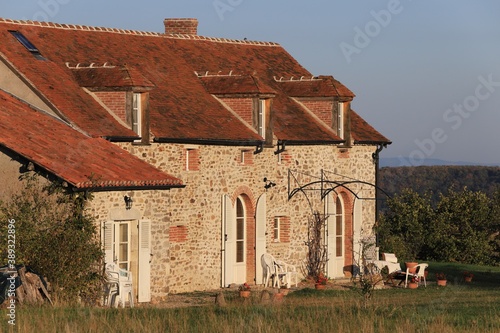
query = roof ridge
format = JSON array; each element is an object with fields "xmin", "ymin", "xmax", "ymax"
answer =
[{"xmin": 0, "ymin": 17, "xmax": 281, "ymax": 47}]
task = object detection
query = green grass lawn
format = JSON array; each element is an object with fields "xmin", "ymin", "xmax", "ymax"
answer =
[{"xmin": 2, "ymin": 262, "xmax": 500, "ymax": 333}]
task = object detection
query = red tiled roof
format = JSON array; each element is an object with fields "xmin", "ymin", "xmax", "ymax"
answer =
[
  {"xmin": 0, "ymin": 90, "xmax": 183, "ymax": 189},
  {"xmin": 277, "ymin": 76, "xmax": 355, "ymax": 99},
  {"xmin": 70, "ymin": 64, "xmax": 155, "ymax": 90},
  {"xmin": 0, "ymin": 18, "xmax": 388, "ymax": 145},
  {"xmin": 200, "ymin": 74, "xmax": 276, "ymax": 95},
  {"xmin": 351, "ymin": 110, "xmax": 391, "ymax": 144}
]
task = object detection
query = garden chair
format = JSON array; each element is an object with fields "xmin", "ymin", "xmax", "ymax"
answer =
[
  {"xmin": 379, "ymin": 253, "xmax": 405, "ymax": 286},
  {"xmin": 104, "ymin": 263, "xmax": 134, "ymax": 308},
  {"xmin": 261, "ymin": 253, "xmax": 278, "ymax": 288},
  {"xmin": 404, "ymin": 263, "xmax": 428, "ymax": 288},
  {"xmin": 275, "ymin": 260, "xmax": 298, "ymax": 288}
]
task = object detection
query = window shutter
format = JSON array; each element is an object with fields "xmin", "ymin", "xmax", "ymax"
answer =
[
  {"xmin": 255, "ymin": 193, "xmax": 267, "ymax": 285},
  {"xmin": 222, "ymin": 195, "xmax": 235, "ymax": 287},
  {"xmin": 138, "ymin": 219, "xmax": 151, "ymax": 302},
  {"xmin": 103, "ymin": 221, "xmax": 114, "ymax": 265},
  {"xmin": 353, "ymin": 198, "xmax": 363, "ymax": 252}
]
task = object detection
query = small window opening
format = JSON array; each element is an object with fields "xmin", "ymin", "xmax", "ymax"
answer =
[{"xmin": 9, "ymin": 31, "xmax": 45, "ymax": 60}]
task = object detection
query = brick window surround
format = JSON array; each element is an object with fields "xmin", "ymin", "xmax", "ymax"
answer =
[{"xmin": 273, "ymin": 216, "xmax": 290, "ymax": 243}]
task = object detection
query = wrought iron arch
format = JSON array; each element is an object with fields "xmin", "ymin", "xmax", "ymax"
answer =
[{"xmin": 287, "ymin": 169, "xmax": 390, "ymax": 202}]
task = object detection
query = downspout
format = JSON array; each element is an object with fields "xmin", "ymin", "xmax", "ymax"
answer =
[{"xmin": 372, "ymin": 143, "xmax": 387, "ymax": 255}]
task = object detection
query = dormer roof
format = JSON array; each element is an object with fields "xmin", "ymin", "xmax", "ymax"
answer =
[
  {"xmin": 199, "ymin": 73, "xmax": 276, "ymax": 96},
  {"xmin": 70, "ymin": 63, "xmax": 155, "ymax": 91},
  {"xmin": 276, "ymin": 75, "xmax": 355, "ymax": 99}
]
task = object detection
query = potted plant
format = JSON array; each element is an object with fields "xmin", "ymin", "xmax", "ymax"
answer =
[
  {"xmin": 463, "ymin": 271, "xmax": 474, "ymax": 283},
  {"xmin": 435, "ymin": 272, "xmax": 447, "ymax": 286},
  {"xmin": 238, "ymin": 282, "xmax": 251, "ymax": 297},
  {"xmin": 315, "ymin": 273, "xmax": 328, "ymax": 290},
  {"xmin": 408, "ymin": 275, "xmax": 419, "ymax": 289}
]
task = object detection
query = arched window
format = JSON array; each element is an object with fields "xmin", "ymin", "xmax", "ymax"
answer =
[
  {"xmin": 335, "ymin": 197, "xmax": 344, "ymax": 258},
  {"xmin": 236, "ymin": 197, "xmax": 246, "ymax": 263}
]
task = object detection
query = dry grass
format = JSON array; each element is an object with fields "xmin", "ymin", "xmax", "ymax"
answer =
[{"xmin": 2, "ymin": 262, "xmax": 500, "ymax": 333}]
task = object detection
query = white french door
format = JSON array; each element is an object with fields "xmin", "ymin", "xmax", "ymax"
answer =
[
  {"xmin": 103, "ymin": 219, "xmax": 151, "ymax": 302},
  {"xmin": 326, "ymin": 194, "xmax": 345, "ymax": 278}
]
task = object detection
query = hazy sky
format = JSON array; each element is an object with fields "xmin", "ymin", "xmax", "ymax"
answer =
[{"xmin": 3, "ymin": 1, "xmax": 500, "ymax": 166}]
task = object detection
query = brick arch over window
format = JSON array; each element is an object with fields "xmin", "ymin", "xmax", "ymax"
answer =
[
  {"xmin": 336, "ymin": 190, "xmax": 355, "ymax": 276},
  {"xmin": 230, "ymin": 186, "xmax": 257, "ymax": 284}
]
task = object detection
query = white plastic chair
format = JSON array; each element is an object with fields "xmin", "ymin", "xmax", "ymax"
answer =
[
  {"xmin": 261, "ymin": 253, "xmax": 277, "ymax": 288},
  {"xmin": 404, "ymin": 263, "xmax": 428, "ymax": 288},
  {"xmin": 275, "ymin": 260, "xmax": 298, "ymax": 288},
  {"xmin": 104, "ymin": 263, "xmax": 134, "ymax": 308}
]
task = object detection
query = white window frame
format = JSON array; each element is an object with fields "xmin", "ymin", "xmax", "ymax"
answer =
[
  {"xmin": 132, "ymin": 93, "xmax": 142, "ymax": 138},
  {"xmin": 338, "ymin": 102, "xmax": 344, "ymax": 140},
  {"xmin": 114, "ymin": 221, "xmax": 131, "ymax": 270},
  {"xmin": 258, "ymin": 99, "xmax": 266, "ymax": 139},
  {"xmin": 273, "ymin": 217, "xmax": 281, "ymax": 242}
]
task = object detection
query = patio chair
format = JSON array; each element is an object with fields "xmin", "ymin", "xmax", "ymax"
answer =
[
  {"xmin": 404, "ymin": 263, "xmax": 428, "ymax": 288},
  {"xmin": 261, "ymin": 253, "xmax": 278, "ymax": 288},
  {"xmin": 379, "ymin": 253, "xmax": 405, "ymax": 286},
  {"xmin": 275, "ymin": 260, "xmax": 298, "ymax": 288},
  {"xmin": 104, "ymin": 263, "xmax": 134, "ymax": 308}
]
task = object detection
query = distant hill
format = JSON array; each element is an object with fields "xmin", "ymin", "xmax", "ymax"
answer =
[
  {"xmin": 379, "ymin": 165, "xmax": 500, "ymax": 204},
  {"xmin": 380, "ymin": 157, "xmax": 499, "ymax": 168}
]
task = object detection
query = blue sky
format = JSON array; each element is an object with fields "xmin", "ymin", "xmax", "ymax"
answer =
[{"xmin": 4, "ymin": 1, "xmax": 500, "ymax": 166}]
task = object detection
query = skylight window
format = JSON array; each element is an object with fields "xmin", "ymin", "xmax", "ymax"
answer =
[{"xmin": 9, "ymin": 31, "xmax": 45, "ymax": 60}]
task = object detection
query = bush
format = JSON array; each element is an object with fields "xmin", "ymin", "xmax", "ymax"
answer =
[{"xmin": 0, "ymin": 174, "xmax": 103, "ymax": 304}]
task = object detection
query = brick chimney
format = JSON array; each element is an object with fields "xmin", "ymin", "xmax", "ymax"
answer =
[{"xmin": 164, "ymin": 18, "xmax": 198, "ymax": 35}]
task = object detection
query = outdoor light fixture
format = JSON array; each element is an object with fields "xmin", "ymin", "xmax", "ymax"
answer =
[
  {"xmin": 263, "ymin": 177, "xmax": 276, "ymax": 190},
  {"xmin": 124, "ymin": 195, "xmax": 133, "ymax": 210}
]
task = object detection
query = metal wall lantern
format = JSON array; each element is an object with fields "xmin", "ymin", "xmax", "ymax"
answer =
[
  {"xmin": 124, "ymin": 195, "xmax": 133, "ymax": 210},
  {"xmin": 263, "ymin": 177, "xmax": 276, "ymax": 190}
]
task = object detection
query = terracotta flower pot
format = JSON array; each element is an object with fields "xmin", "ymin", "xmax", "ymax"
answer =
[
  {"xmin": 405, "ymin": 262, "xmax": 418, "ymax": 274},
  {"xmin": 408, "ymin": 282, "xmax": 418, "ymax": 289},
  {"xmin": 465, "ymin": 276, "xmax": 472, "ymax": 283},
  {"xmin": 239, "ymin": 290, "xmax": 251, "ymax": 298},
  {"xmin": 315, "ymin": 283, "xmax": 326, "ymax": 290},
  {"xmin": 437, "ymin": 279, "xmax": 447, "ymax": 287}
]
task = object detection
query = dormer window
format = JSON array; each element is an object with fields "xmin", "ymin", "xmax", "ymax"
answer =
[
  {"xmin": 69, "ymin": 64, "xmax": 153, "ymax": 144},
  {"xmin": 334, "ymin": 101, "xmax": 351, "ymax": 147},
  {"xmin": 258, "ymin": 99, "xmax": 266, "ymax": 139},
  {"xmin": 132, "ymin": 93, "xmax": 142, "ymax": 137},
  {"xmin": 337, "ymin": 102, "xmax": 344, "ymax": 140}
]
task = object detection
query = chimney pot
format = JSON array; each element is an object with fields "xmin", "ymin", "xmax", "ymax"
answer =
[{"xmin": 164, "ymin": 18, "xmax": 198, "ymax": 35}]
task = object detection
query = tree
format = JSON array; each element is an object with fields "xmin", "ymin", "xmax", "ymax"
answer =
[
  {"xmin": 428, "ymin": 187, "xmax": 493, "ymax": 264},
  {"xmin": 377, "ymin": 188, "xmax": 434, "ymax": 261},
  {"xmin": 0, "ymin": 174, "xmax": 103, "ymax": 304}
]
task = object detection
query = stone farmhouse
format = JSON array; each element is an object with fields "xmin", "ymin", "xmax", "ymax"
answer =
[{"xmin": 0, "ymin": 17, "xmax": 390, "ymax": 303}]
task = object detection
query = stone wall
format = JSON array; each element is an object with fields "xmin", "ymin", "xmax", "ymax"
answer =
[{"xmin": 112, "ymin": 141, "xmax": 378, "ymax": 294}]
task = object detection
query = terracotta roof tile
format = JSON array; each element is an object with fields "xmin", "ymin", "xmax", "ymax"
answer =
[
  {"xmin": 351, "ymin": 110, "xmax": 391, "ymax": 144},
  {"xmin": 277, "ymin": 76, "xmax": 355, "ymax": 99},
  {"xmin": 199, "ymin": 74, "xmax": 276, "ymax": 95},
  {"xmin": 0, "ymin": 18, "xmax": 387, "ymax": 145},
  {"xmin": 70, "ymin": 64, "xmax": 155, "ymax": 90},
  {"xmin": 0, "ymin": 90, "xmax": 183, "ymax": 189}
]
